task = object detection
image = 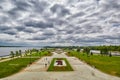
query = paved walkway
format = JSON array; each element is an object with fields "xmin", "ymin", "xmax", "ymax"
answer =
[{"xmin": 1, "ymin": 51, "xmax": 120, "ymax": 80}]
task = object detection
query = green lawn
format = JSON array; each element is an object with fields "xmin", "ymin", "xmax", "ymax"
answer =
[
  {"xmin": 0, "ymin": 49, "xmax": 53, "ymax": 78},
  {"xmin": 24, "ymin": 50, "xmax": 52, "ymax": 58},
  {"xmin": 0, "ymin": 58, "xmax": 38, "ymax": 78},
  {"xmin": 47, "ymin": 58, "xmax": 73, "ymax": 71},
  {"xmin": 30, "ymin": 51, "xmax": 52, "ymax": 57},
  {"xmin": 67, "ymin": 50, "xmax": 120, "ymax": 77}
]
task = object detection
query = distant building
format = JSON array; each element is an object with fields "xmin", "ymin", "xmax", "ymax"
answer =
[
  {"xmin": 74, "ymin": 49, "xmax": 77, "ymax": 51},
  {"xmin": 80, "ymin": 49, "xmax": 84, "ymax": 52},
  {"xmin": 111, "ymin": 51, "xmax": 120, "ymax": 56},
  {"xmin": 90, "ymin": 50, "xmax": 100, "ymax": 54}
]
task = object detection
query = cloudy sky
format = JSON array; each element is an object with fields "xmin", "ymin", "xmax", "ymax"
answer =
[{"xmin": 0, "ymin": 0, "xmax": 120, "ymax": 46}]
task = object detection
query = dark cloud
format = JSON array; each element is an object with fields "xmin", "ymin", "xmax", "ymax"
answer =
[
  {"xmin": 12, "ymin": 0, "xmax": 31, "ymax": 11},
  {"xmin": 50, "ymin": 4, "xmax": 70, "ymax": 17},
  {"xmin": 79, "ymin": 23, "xmax": 103, "ymax": 34},
  {"xmin": 7, "ymin": 1, "xmax": 31, "ymax": 19},
  {"xmin": 77, "ymin": 19, "xmax": 88, "ymax": 24},
  {"xmin": 0, "ymin": 25, "xmax": 18, "ymax": 35},
  {"xmin": 3, "ymin": 29, "xmax": 17, "ymax": 35},
  {"xmin": 46, "ymin": 18, "xmax": 68, "ymax": 26},
  {"xmin": 0, "ymin": 26, "xmax": 12, "ymax": 31},
  {"xmin": 75, "ymin": 37, "xmax": 106, "ymax": 43},
  {"xmin": 101, "ymin": 0, "xmax": 120, "ymax": 12},
  {"xmin": 99, "ymin": 35, "xmax": 120, "ymax": 40},
  {"xmin": 15, "ymin": 26, "xmax": 25, "ymax": 31},
  {"xmin": 25, "ymin": 21, "xmax": 54, "ymax": 28},
  {"xmin": 28, "ymin": 37, "xmax": 46, "ymax": 40},
  {"xmin": 68, "ymin": 11, "xmax": 86, "ymax": 20},
  {"xmin": 7, "ymin": 9, "xmax": 22, "ymax": 19},
  {"xmin": 28, "ymin": 35, "xmax": 51, "ymax": 41},
  {"xmin": 0, "ymin": 0, "xmax": 120, "ymax": 46},
  {"xmin": 43, "ymin": 31, "xmax": 55, "ymax": 36},
  {"xmin": 29, "ymin": 0, "xmax": 49, "ymax": 13},
  {"xmin": 23, "ymin": 27, "xmax": 36, "ymax": 33},
  {"xmin": 0, "ymin": 16, "xmax": 9, "ymax": 24},
  {"xmin": 87, "ymin": 12, "xmax": 100, "ymax": 17}
]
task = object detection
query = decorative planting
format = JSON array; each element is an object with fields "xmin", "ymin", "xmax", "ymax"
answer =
[{"xmin": 47, "ymin": 58, "xmax": 73, "ymax": 71}]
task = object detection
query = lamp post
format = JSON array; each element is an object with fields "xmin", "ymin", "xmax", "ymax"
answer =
[{"xmin": 39, "ymin": 51, "xmax": 41, "ymax": 58}]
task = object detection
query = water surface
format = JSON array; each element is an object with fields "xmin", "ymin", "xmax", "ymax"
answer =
[{"xmin": 0, "ymin": 47, "xmax": 41, "ymax": 57}]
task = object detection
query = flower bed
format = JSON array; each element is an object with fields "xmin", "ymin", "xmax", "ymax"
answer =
[{"xmin": 47, "ymin": 58, "xmax": 73, "ymax": 71}]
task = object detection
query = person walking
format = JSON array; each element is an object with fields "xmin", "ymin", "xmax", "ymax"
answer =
[
  {"xmin": 48, "ymin": 61, "xmax": 50, "ymax": 64},
  {"xmin": 45, "ymin": 63, "xmax": 47, "ymax": 67}
]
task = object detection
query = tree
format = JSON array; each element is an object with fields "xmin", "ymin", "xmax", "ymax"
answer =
[
  {"xmin": 84, "ymin": 47, "xmax": 90, "ymax": 56},
  {"xmin": 25, "ymin": 50, "xmax": 28, "ymax": 56},
  {"xmin": 90, "ymin": 52, "xmax": 93, "ymax": 55},
  {"xmin": 10, "ymin": 51, "xmax": 14, "ymax": 58},
  {"xmin": 100, "ymin": 50, "xmax": 103, "ymax": 56},
  {"xmin": 77, "ymin": 48, "xmax": 80, "ymax": 52},
  {"xmin": 15, "ymin": 51, "xmax": 19, "ymax": 57},
  {"xmin": 39, "ymin": 51, "xmax": 41, "ymax": 57},
  {"xmin": 109, "ymin": 51, "xmax": 112, "ymax": 57},
  {"xmin": 29, "ymin": 50, "xmax": 32, "ymax": 64},
  {"xmin": 19, "ymin": 50, "xmax": 22, "ymax": 57},
  {"xmin": 36, "ymin": 49, "xmax": 39, "ymax": 54},
  {"xmin": 100, "ymin": 46, "xmax": 109, "ymax": 56}
]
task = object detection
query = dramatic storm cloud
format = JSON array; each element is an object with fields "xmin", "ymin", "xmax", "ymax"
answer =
[{"xmin": 0, "ymin": 0, "xmax": 120, "ymax": 46}]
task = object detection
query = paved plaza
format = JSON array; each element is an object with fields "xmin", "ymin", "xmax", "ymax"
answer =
[{"xmin": 1, "ymin": 51, "xmax": 120, "ymax": 80}]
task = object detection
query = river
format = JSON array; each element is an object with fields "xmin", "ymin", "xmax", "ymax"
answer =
[{"xmin": 0, "ymin": 47, "xmax": 42, "ymax": 57}]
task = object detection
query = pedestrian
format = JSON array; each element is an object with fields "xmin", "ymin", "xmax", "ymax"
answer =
[
  {"xmin": 45, "ymin": 63, "xmax": 47, "ymax": 67},
  {"xmin": 48, "ymin": 61, "xmax": 50, "ymax": 64}
]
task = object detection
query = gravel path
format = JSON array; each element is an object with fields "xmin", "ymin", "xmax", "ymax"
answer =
[{"xmin": 1, "ymin": 51, "xmax": 120, "ymax": 80}]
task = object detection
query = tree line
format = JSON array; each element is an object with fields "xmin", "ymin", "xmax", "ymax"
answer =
[
  {"xmin": 76, "ymin": 46, "xmax": 119, "ymax": 57},
  {"xmin": 45, "ymin": 45, "xmax": 120, "ymax": 52},
  {"xmin": 10, "ymin": 50, "xmax": 22, "ymax": 58},
  {"xmin": 87, "ymin": 45, "xmax": 120, "ymax": 52},
  {"xmin": 9, "ymin": 48, "xmax": 50, "ymax": 58}
]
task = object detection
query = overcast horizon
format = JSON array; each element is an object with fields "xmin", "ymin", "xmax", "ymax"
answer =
[{"xmin": 0, "ymin": 0, "xmax": 120, "ymax": 46}]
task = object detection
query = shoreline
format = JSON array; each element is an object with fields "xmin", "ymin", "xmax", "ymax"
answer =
[
  {"xmin": 0, "ymin": 47, "xmax": 42, "ymax": 57},
  {"xmin": 0, "ymin": 55, "xmax": 10, "ymax": 60},
  {"xmin": 0, "ymin": 55, "xmax": 10, "ymax": 58},
  {"xmin": 0, "ymin": 52, "xmax": 25, "ymax": 60}
]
